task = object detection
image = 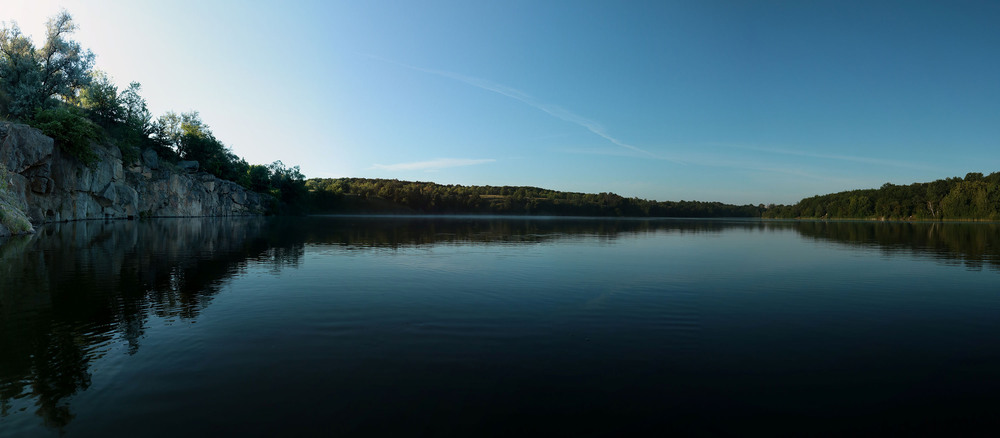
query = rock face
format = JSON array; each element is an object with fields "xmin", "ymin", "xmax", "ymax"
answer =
[
  {"xmin": 0, "ymin": 194, "xmax": 33, "ymax": 237},
  {"xmin": 0, "ymin": 122, "xmax": 270, "ymax": 225}
]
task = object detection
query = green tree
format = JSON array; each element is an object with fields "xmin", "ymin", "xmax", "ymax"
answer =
[
  {"xmin": 32, "ymin": 105, "xmax": 99, "ymax": 166},
  {"xmin": 155, "ymin": 110, "xmax": 207, "ymax": 154},
  {"xmin": 118, "ymin": 82, "xmax": 152, "ymax": 135},
  {"xmin": 267, "ymin": 161, "xmax": 307, "ymax": 209},
  {"xmin": 77, "ymin": 70, "xmax": 120, "ymax": 126},
  {"xmin": 247, "ymin": 164, "xmax": 271, "ymax": 192},
  {"xmin": 73, "ymin": 71, "xmax": 155, "ymax": 163},
  {"xmin": 0, "ymin": 11, "xmax": 94, "ymax": 119},
  {"xmin": 0, "ymin": 23, "xmax": 42, "ymax": 118},
  {"xmin": 155, "ymin": 111, "xmax": 219, "ymax": 164}
]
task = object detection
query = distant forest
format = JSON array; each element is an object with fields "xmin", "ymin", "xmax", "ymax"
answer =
[
  {"xmin": 305, "ymin": 178, "xmax": 763, "ymax": 217},
  {"xmin": 763, "ymin": 172, "xmax": 1000, "ymax": 220}
]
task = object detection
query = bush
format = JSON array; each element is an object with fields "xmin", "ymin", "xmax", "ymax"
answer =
[{"xmin": 31, "ymin": 106, "xmax": 100, "ymax": 166}]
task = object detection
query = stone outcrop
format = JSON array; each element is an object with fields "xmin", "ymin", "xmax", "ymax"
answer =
[
  {"xmin": 0, "ymin": 121, "xmax": 270, "ymax": 226},
  {"xmin": 0, "ymin": 190, "xmax": 33, "ymax": 237}
]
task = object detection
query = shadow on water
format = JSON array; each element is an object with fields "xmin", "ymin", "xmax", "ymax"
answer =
[{"xmin": 2, "ymin": 216, "xmax": 1000, "ymax": 432}]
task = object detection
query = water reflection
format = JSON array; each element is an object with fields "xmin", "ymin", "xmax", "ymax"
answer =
[
  {"xmin": 286, "ymin": 215, "xmax": 759, "ymax": 248},
  {"xmin": 0, "ymin": 218, "xmax": 301, "ymax": 430},
  {"xmin": 281, "ymin": 217, "xmax": 1000, "ymax": 274},
  {"xmin": 3, "ymin": 216, "xmax": 1000, "ymax": 432},
  {"xmin": 793, "ymin": 221, "xmax": 1000, "ymax": 271}
]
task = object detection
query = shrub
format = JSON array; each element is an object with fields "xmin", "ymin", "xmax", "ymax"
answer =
[{"xmin": 31, "ymin": 105, "xmax": 100, "ymax": 167}]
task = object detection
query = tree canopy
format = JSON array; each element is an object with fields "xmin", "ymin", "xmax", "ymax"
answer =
[
  {"xmin": 306, "ymin": 178, "xmax": 763, "ymax": 218},
  {"xmin": 763, "ymin": 172, "xmax": 1000, "ymax": 221},
  {"xmin": 0, "ymin": 11, "xmax": 94, "ymax": 119}
]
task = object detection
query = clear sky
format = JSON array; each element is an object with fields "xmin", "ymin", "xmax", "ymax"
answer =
[{"xmin": 6, "ymin": 0, "xmax": 1000, "ymax": 204}]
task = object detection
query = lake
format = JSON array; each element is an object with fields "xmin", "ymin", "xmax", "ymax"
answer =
[{"xmin": 2, "ymin": 216, "xmax": 1000, "ymax": 436}]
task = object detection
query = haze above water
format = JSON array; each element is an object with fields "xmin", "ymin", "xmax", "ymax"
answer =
[{"xmin": 2, "ymin": 216, "xmax": 1000, "ymax": 436}]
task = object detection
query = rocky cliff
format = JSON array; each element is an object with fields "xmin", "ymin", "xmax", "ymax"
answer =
[{"xmin": 0, "ymin": 122, "xmax": 270, "ymax": 236}]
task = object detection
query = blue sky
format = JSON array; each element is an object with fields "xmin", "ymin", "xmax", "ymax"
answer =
[{"xmin": 6, "ymin": 0, "xmax": 1000, "ymax": 204}]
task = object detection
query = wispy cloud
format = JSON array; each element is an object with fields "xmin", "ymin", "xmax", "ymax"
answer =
[
  {"xmin": 722, "ymin": 144, "xmax": 937, "ymax": 171},
  {"xmin": 368, "ymin": 55, "xmax": 670, "ymax": 161},
  {"xmin": 371, "ymin": 158, "xmax": 495, "ymax": 171},
  {"xmin": 556, "ymin": 146, "xmax": 649, "ymax": 158}
]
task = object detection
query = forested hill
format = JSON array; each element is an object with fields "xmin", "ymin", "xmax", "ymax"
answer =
[
  {"xmin": 306, "ymin": 178, "xmax": 763, "ymax": 217},
  {"xmin": 763, "ymin": 172, "xmax": 1000, "ymax": 220}
]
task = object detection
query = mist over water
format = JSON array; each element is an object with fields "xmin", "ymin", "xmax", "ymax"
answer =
[{"xmin": 3, "ymin": 217, "xmax": 1000, "ymax": 436}]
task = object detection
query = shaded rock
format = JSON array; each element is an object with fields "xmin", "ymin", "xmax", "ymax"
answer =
[
  {"xmin": 0, "ymin": 123, "xmax": 53, "ymax": 174},
  {"xmin": 0, "ymin": 175, "xmax": 34, "ymax": 237},
  {"xmin": 29, "ymin": 176, "xmax": 51, "ymax": 194},
  {"xmin": 0, "ymin": 200, "xmax": 34, "ymax": 236},
  {"xmin": 178, "ymin": 161, "xmax": 199, "ymax": 172},
  {"xmin": 142, "ymin": 148, "xmax": 159, "ymax": 170},
  {"xmin": 99, "ymin": 183, "xmax": 118, "ymax": 205},
  {"xmin": 0, "ymin": 121, "xmax": 271, "ymax": 224}
]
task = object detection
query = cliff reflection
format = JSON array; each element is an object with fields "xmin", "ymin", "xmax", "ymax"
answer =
[{"xmin": 0, "ymin": 218, "xmax": 302, "ymax": 430}]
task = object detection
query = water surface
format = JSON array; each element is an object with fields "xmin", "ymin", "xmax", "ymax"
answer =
[{"xmin": 2, "ymin": 217, "xmax": 1000, "ymax": 436}]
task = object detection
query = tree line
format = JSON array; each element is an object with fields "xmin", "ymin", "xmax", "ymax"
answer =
[
  {"xmin": 306, "ymin": 178, "xmax": 764, "ymax": 217},
  {"xmin": 763, "ymin": 172, "xmax": 1000, "ymax": 220},
  {"xmin": 0, "ymin": 12, "xmax": 306, "ymax": 208}
]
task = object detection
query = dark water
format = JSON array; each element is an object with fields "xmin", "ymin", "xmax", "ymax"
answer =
[{"xmin": 2, "ymin": 216, "xmax": 1000, "ymax": 436}]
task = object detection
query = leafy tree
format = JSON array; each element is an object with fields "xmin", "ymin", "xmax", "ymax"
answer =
[
  {"xmin": 76, "ymin": 70, "xmax": 120, "ymax": 126},
  {"xmin": 32, "ymin": 105, "xmax": 99, "ymax": 166},
  {"xmin": 247, "ymin": 164, "xmax": 271, "ymax": 192},
  {"xmin": 267, "ymin": 160, "xmax": 306, "ymax": 204},
  {"xmin": 153, "ymin": 111, "xmax": 182, "ymax": 148},
  {"xmin": 118, "ymin": 82, "xmax": 152, "ymax": 135},
  {"xmin": 0, "ymin": 11, "xmax": 94, "ymax": 119},
  {"xmin": 71, "ymin": 71, "xmax": 157, "ymax": 164},
  {"xmin": 764, "ymin": 172, "xmax": 1000, "ymax": 221},
  {"xmin": 36, "ymin": 13, "xmax": 93, "ymax": 101},
  {"xmin": 0, "ymin": 23, "xmax": 41, "ymax": 118},
  {"xmin": 154, "ymin": 111, "xmax": 214, "ymax": 163},
  {"xmin": 112, "ymin": 82, "xmax": 154, "ymax": 163}
]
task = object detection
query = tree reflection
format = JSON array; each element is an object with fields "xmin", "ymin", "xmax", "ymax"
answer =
[
  {"xmin": 0, "ymin": 217, "xmax": 302, "ymax": 431},
  {"xmin": 0, "ymin": 216, "xmax": 764, "ymax": 430},
  {"xmin": 287, "ymin": 216, "xmax": 756, "ymax": 248},
  {"xmin": 4, "ymin": 216, "xmax": 999, "ymax": 431},
  {"xmin": 792, "ymin": 221, "xmax": 1000, "ymax": 271}
]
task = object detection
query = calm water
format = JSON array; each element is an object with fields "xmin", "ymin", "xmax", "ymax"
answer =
[{"xmin": 2, "ymin": 216, "xmax": 1000, "ymax": 436}]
